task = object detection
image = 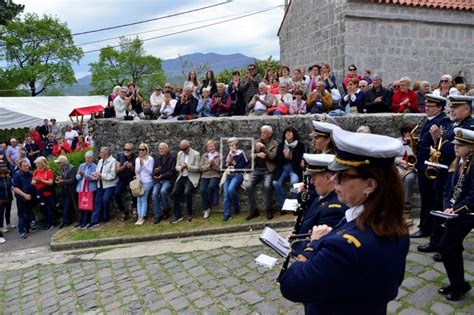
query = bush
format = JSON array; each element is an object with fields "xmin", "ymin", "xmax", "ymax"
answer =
[
  {"xmin": 47, "ymin": 149, "xmax": 89, "ymax": 173},
  {"xmin": 0, "ymin": 127, "xmax": 29, "ymax": 144}
]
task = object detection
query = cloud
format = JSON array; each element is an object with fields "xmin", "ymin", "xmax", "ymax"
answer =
[{"xmin": 17, "ymin": 0, "xmax": 284, "ymax": 75}]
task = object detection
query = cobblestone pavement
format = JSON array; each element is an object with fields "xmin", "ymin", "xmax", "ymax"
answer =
[{"xmin": 0, "ymin": 233, "xmax": 473, "ymax": 314}]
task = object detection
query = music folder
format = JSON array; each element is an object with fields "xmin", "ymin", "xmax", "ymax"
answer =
[
  {"xmin": 430, "ymin": 210, "xmax": 459, "ymax": 219},
  {"xmin": 259, "ymin": 227, "xmax": 291, "ymax": 258},
  {"xmin": 255, "ymin": 254, "xmax": 278, "ymax": 269}
]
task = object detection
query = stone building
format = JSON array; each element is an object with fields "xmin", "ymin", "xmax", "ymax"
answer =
[{"xmin": 278, "ymin": 0, "xmax": 474, "ymax": 87}]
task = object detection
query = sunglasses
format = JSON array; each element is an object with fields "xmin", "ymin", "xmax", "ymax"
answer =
[
  {"xmin": 248, "ymin": 68, "xmax": 255, "ymax": 71},
  {"xmin": 124, "ymin": 148, "xmax": 132, "ymax": 151},
  {"xmin": 349, "ymin": 69, "xmax": 356, "ymax": 71},
  {"xmin": 334, "ymin": 171, "xmax": 365, "ymax": 184},
  {"xmin": 440, "ymin": 80, "xmax": 449, "ymax": 83},
  {"xmin": 138, "ymin": 148, "xmax": 146, "ymax": 151},
  {"xmin": 393, "ymin": 85, "xmax": 400, "ymax": 88}
]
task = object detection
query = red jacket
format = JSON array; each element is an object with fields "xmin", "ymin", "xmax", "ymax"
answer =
[
  {"xmin": 52, "ymin": 142, "xmax": 71, "ymax": 156},
  {"xmin": 391, "ymin": 90, "xmax": 419, "ymax": 113},
  {"xmin": 210, "ymin": 92, "xmax": 231, "ymax": 114}
]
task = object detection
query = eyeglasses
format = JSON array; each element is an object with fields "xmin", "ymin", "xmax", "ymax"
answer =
[
  {"xmin": 124, "ymin": 148, "xmax": 132, "ymax": 151},
  {"xmin": 180, "ymin": 147, "xmax": 189, "ymax": 151},
  {"xmin": 334, "ymin": 171, "xmax": 364, "ymax": 184},
  {"xmin": 393, "ymin": 85, "xmax": 400, "ymax": 88},
  {"xmin": 138, "ymin": 148, "xmax": 146, "ymax": 151},
  {"xmin": 248, "ymin": 68, "xmax": 255, "ymax": 71},
  {"xmin": 349, "ymin": 69, "xmax": 356, "ymax": 71},
  {"xmin": 440, "ymin": 80, "xmax": 449, "ymax": 83},
  {"xmin": 425, "ymin": 104, "xmax": 439, "ymax": 108}
]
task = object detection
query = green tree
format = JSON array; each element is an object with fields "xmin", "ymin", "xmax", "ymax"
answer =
[
  {"xmin": 0, "ymin": 0, "xmax": 24, "ymax": 26},
  {"xmin": 89, "ymin": 36, "xmax": 166, "ymax": 98},
  {"xmin": 214, "ymin": 56, "xmax": 281, "ymax": 84},
  {"xmin": 0, "ymin": 13, "xmax": 83, "ymax": 96}
]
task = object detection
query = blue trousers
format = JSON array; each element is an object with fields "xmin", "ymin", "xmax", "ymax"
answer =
[
  {"xmin": 91, "ymin": 186, "xmax": 115, "ymax": 224},
  {"xmin": 224, "ymin": 175, "xmax": 243, "ymax": 219},
  {"xmin": 152, "ymin": 180, "xmax": 172, "ymax": 219},
  {"xmin": 200, "ymin": 177, "xmax": 220, "ymax": 211},
  {"xmin": 273, "ymin": 163, "xmax": 300, "ymax": 206},
  {"xmin": 137, "ymin": 181, "xmax": 154, "ymax": 217},
  {"xmin": 114, "ymin": 179, "xmax": 137, "ymax": 213},
  {"xmin": 17, "ymin": 198, "xmax": 35, "ymax": 234}
]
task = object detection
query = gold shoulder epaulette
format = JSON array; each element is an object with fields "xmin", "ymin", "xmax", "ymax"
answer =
[
  {"xmin": 343, "ymin": 234, "xmax": 362, "ymax": 248},
  {"xmin": 328, "ymin": 204, "xmax": 342, "ymax": 208},
  {"xmin": 304, "ymin": 247, "xmax": 314, "ymax": 252}
]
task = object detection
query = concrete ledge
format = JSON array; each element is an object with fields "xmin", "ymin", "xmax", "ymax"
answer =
[{"xmin": 49, "ymin": 219, "xmax": 295, "ymax": 252}]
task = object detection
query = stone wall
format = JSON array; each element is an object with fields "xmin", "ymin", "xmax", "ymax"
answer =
[{"xmin": 279, "ymin": 0, "xmax": 474, "ymax": 87}]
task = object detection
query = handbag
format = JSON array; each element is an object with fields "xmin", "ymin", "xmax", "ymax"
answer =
[
  {"xmin": 129, "ymin": 177, "xmax": 144, "ymax": 197},
  {"xmin": 78, "ymin": 178, "xmax": 94, "ymax": 211}
]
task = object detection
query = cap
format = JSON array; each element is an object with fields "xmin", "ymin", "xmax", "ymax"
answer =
[
  {"xmin": 303, "ymin": 154, "xmax": 335, "ymax": 175},
  {"xmin": 425, "ymin": 94, "xmax": 447, "ymax": 107},
  {"xmin": 328, "ymin": 128, "xmax": 403, "ymax": 171},
  {"xmin": 54, "ymin": 155, "xmax": 68, "ymax": 164},
  {"xmin": 453, "ymin": 127, "xmax": 474, "ymax": 145},
  {"xmin": 448, "ymin": 95, "xmax": 474, "ymax": 108},
  {"xmin": 311, "ymin": 120, "xmax": 341, "ymax": 138}
]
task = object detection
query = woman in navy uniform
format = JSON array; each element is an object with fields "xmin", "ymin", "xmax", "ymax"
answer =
[
  {"xmin": 437, "ymin": 127, "xmax": 474, "ymax": 301},
  {"xmin": 292, "ymin": 153, "xmax": 348, "ymax": 256},
  {"xmin": 280, "ymin": 128, "xmax": 409, "ymax": 315}
]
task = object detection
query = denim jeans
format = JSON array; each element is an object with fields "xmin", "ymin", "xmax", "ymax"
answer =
[
  {"xmin": 152, "ymin": 180, "xmax": 172, "ymax": 219},
  {"xmin": 272, "ymin": 163, "xmax": 300, "ymax": 206},
  {"xmin": 61, "ymin": 188, "xmax": 75, "ymax": 225},
  {"xmin": 114, "ymin": 178, "xmax": 137, "ymax": 213},
  {"xmin": 17, "ymin": 198, "xmax": 34, "ymax": 234},
  {"xmin": 246, "ymin": 168, "xmax": 273, "ymax": 211},
  {"xmin": 91, "ymin": 186, "xmax": 115, "ymax": 224},
  {"xmin": 200, "ymin": 177, "xmax": 220, "ymax": 211},
  {"xmin": 224, "ymin": 175, "xmax": 243, "ymax": 219},
  {"xmin": 172, "ymin": 176, "xmax": 195, "ymax": 219},
  {"xmin": 137, "ymin": 181, "xmax": 154, "ymax": 217}
]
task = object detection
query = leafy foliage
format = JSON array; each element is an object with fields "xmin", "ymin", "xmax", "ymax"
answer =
[
  {"xmin": 0, "ymin": 0, "xmax": 24, "ymax": 26},
  {"xmin": 47, "ymin": 149, "xmax": 88, "ymax": 174},
  {"xmin": 89, "ymin": 36, "xmax": 166, "ymax": 99},
  {"xmin": 0, "ymin": 127, "xmax": 28, "ymax": 143},
  {"xmin": 0, "ymin": 13, "xmax": 83, "ymax": 96}
]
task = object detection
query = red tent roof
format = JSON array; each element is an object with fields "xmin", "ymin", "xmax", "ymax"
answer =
[{"xmin": 69, "ymin": 105, "xmax": 105, "ymax": 117}]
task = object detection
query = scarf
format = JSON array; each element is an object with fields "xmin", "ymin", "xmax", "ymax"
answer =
[{"xmin": 285, "ymin": 140, "xmax": 298, "ymax": 149}]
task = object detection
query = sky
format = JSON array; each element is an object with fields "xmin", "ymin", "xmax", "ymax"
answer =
[{"xmin": 16, "ymin": 0, "xmax": 285, "ymax": 79}]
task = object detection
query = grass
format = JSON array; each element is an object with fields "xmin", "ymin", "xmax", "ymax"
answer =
[{"xmin": 52, "ymin": 212, "xmax": 294, "ymax": 243}]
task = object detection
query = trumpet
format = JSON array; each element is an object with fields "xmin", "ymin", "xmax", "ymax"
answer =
[{"xmin": 424, "ymin": 129, "xmax": 449, "ymax": 180}]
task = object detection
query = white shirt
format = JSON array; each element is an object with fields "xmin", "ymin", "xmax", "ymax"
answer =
[
  {"xmin": 150, "ymin": 92, "xmax": 164, "ymax": 108},
  {"xmin": 135, "ymin": 156, "xmax": 154, "ymax": 183},
  {"xmin": 64, "ymin": 130, "xmax": 78, "ymax": 146},
  {"xmin": 160, "ymin": 99, "xmax": 177, "ymax": 115},
  {"xmin": 345, "ymin": 205, "xmax": 365, "ymax": 222},
  {"xmin": 114, "ymin": 96, "xmax": 128, "ymax": 119},
  {"xmin": 255, "ymin": 94, "xmax": 269, "ymax": 111},
  {"xmin": 182, "ymin": 153, "xmax": 190, "ymax": 177}
]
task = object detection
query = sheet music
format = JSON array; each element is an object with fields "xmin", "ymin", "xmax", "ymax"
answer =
[
  {"xmin": 282, "ymin": 199, "xmax": 299, "ymax": 212},
  {"xmin": 259, "ymin": 227, "xmax": 291, "ymax": 257},
  {"xmin": 255, "ymin": 254, "xmax": 278, "ymax": 269},
  {"xmin": 430, "ymin": 210, "xmax": 459, "ymax": 219}
]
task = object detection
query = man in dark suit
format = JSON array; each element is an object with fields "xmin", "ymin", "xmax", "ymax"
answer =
[{"xmin": 363, "ymin": 74, "xmax": 392, "ymax": 113}]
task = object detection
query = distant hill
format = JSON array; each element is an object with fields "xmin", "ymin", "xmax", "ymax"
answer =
[{"xmin": 63, "ymin": 52, "xmax": 257, "ymax": 96}]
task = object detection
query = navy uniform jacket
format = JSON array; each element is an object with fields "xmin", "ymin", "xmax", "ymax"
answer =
[
  {"xmin": 415, "ymin": 112, "xmax": 451, "ymax": 173},
  {"xmin": 280, "ymin": 219, "xmax": 409, "ymax": 315},
  {"xmin": 443, "ymin": 157, "xmax": 474, "ymax": 215},
  {"xmin": 435, "ymin": 117, "xmax": 474, "ymax": 191},
  {"xmin": 293, "ymin": 191, "xmax": 347, "ymax": 255}
]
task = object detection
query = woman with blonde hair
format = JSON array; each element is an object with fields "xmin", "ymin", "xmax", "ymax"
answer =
[
  {"xmin": 199, "ymin": 140, "xmax": 221, "ymax": 219},
  {"xmin": 32, "ymin": 156, "xmax": 55, "ymax": 230},
  {"xmin": 135, "ymin": 143, "xmax": 154, "ymax": 225},
  {"xmin": 75, "ymin": 151, "xmax": 97, "ymax": 228}
]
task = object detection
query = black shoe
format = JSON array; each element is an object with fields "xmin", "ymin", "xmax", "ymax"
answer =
[
  {"xmin": 433, "ymin": 253, "xmax": 443, "ymax": 262},
  {"xmin": 438, "ymin": 285, "xmax": 452, "ymax": 295},
  {"xmin": 187, "ymin": 216, "xmax": 193, "ymax": 223},
  {"xmin": 153, "ymin": 218, "xmax": 162, "ymax": 225},
  {"xmin": 246, "ymin": 211, "xmax": 259, "ymax": 221},
  {"xmin": 445, "ymin": 283, "xmax": 472, "ymax": 301},
  {"xmin": 170, "ymin": 217, "xmax": 183, "ymax": 224},
  {"xmin": 280, "ymin": 210, "xmax": 288, "ymax": 216},
  {"xmin": 410, "ymin": 230, "xmax": 429, "ymax": 238},
  {"xmin": 162, "ymin": 210, "xmax": 170, "ymax": 220},
  {"xmin": 59, "ymin": 223, "xmax": 69, "ymax": 229},
  {"xmin": 266, "ymin": 210, "xmax": 274, "ymax": 220},
  {"xmin": 74, "ymin": 223, "xmax": 81, "ymax": 228},
  {"xmin": 417, "ymin": 243, "xmax": 438, "ymax": 253}
]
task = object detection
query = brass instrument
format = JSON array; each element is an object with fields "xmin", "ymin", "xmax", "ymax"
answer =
[
  {"xmin": 425, "ymin": 130, "xmax": 449, "ymax": 180},
  {"xmin": 406, "ymin": 123, "xmax": 420, "ymax": 167}
]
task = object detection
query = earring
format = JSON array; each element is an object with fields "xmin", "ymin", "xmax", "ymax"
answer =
[{"xmin": 364, "ymin": 191, "xmax": 370, "ymax": 197}]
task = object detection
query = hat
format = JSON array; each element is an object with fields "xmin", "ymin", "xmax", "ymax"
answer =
[
  {"xmin": 329, "ymin": 128, "xmax": 403, "ymax": 171},
  {"xmin": 425, "ymin": 94, "xmax": 447, "ymax": 107},
  {"xmin": 54, "ymin": 155, "xmax": 68, "ymax": 164},
  {"xmin": 303, "ymin": 153, "xmax": 335, "ymax": 175},
  {"xmin": 448, "ymin": 95, "xmax": 474, "ymax": 108},
  {"xmin": 311, "ymin": 120, "xmax": 341, "ymax": 138},
  {"xmin": 453, "ymin": 127, "xmax": 474, "ymax": 145}
]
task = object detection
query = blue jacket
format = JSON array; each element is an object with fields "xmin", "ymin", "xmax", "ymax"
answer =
[
  {"xmin": 443, "ymin": 156, "xmax": 474, "ymax": 214},
  {"xmin": 12, "ymin": 171, "xmax": 35, "ymax": 201},
  {"xmin": 0, "ymin": 176, "xmax": 13, "ymax": 200},
  {"xmin": 293, "ymin": 191, "xmax": 347, "ymax": 256},
  {"xmin": 280, "ymin": 219, "xmax": 409, "ymax": 315},
  {"xmin": 341, "ymin": 90, "xmax": 365, "ymax": 113},
  {"xmin": 76, "ymin": 162, "xmax": 98, "ymax": 193},
  {"xmin": 415, "ymin": 113, "xmax": 451, "ymax": 173}
]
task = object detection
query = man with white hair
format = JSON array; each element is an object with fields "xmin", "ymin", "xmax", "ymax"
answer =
[
  {"xmin": 246, "ymin": 125, "xmax": 278, "ymax": 220},
  {"xmin": 364, "ymin": 74, "xmax": 391, "ymax": 113},
  {"xmin": 433, "ymin": 74, "xmax": 459, "ymax": 98},
  {"xmin": 172, "ymin": 86, "xmax": 198, "ymax": 120},
  {"xmin": 248, "ymin": 82, "xmax": 275, "ymax": 116},
  {"xmin": 6, "ymin": 138, "xmax": 20, "ymax": 173},
  {"xmin": 152, "ymin": 142, "xmax": 176, "ymax": 224},
  {"xmin": 171, "ymin": 140, "xmax": 201, "ymax": 223}
]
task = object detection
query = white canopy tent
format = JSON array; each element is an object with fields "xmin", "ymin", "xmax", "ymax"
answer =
[{"xmin": 0, "ymin": 96, "xmax": 108, "ymax": 129}]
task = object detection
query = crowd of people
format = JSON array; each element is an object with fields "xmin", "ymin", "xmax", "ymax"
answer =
[{"xmin": 101, "ymin": 64, "xmax": 473, "ymax": 121}]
